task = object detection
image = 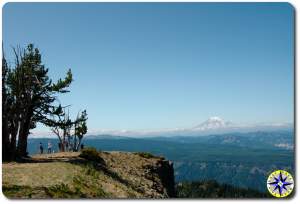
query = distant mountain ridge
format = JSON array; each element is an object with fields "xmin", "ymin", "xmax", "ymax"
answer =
[
  {"xmin": 30, "ymin": 117, "xmax": 293, "ymax": 138},
  {"xmin": 86, "ymin": 117, "xmax": 292, "ymax": 138}
]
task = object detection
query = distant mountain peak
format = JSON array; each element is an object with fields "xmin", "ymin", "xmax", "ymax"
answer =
[
  {"xmin": 193, "ymin": 117, "xmax": 234, "ymax": 131},
  {"xmin": 207, "ymin": 116, "xmax": 224, "ymax": 122}
]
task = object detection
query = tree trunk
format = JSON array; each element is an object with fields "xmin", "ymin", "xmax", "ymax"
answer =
[
  {"xmin": 2, "ymin": 88, "xmax": 11, "ymax": 161},
  {"xmin": 58, "ymin": 137, "xmax": 63, "ymax": 152},
  {"xmin": 76, "ymin": 137, "xmax": 82, "ymax": 152},
  {"xmin": 74, "ymin": 135, "xmax": 77, "ymax": 151},
  {"xmin": 17, "ymin": 116, "xmax": 31, "ymax": 157},
  {"xmin": 10, "ymin": 120, "xmax": 18, "ymax": 160},
  {"xmin": 2, "ymin": 118, "xmax": 11, "ymax": 161}
]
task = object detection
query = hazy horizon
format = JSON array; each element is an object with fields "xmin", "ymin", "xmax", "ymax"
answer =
[{"xmin": 30, "ymin": 116, "xmax": 294, "ymax": 138}]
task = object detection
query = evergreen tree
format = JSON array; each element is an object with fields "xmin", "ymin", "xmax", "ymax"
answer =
[
  {"xmin": 74, "ymin": 110, "xmax": 88, "ymax": 151},
  {"xmin": 2, "ymin": 49, "xmax": 12, "ymax": 161},
  {"xmin": 2, "ymin": 44, "xmax": 72, "ymax": 160}
]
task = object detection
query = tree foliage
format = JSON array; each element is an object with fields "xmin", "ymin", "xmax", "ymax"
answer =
[
  {"xmin": 2, "ymin": 44, "xmax": 87, "ymax": 161},
  {"xmin": 74, "ymin": 110, "xmax": 88, "ymax": 151},
  {"xmin": 47, "ymin": 108, "xmax": 88, "ymax": 152}
]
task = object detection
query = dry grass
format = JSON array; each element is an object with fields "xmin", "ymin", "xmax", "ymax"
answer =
[{"xmin": 2, "ymin": 151, "xmax": 168, "ymax": 199}]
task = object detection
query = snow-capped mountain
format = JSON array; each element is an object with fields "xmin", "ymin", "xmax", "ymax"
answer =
[
  {"xmin": 192, "ymin": 116, "xmax": 234, "ymax": 131},
  {"xmin": 31, "ymin": 117, "xmax": 293, "ymax": 138}
]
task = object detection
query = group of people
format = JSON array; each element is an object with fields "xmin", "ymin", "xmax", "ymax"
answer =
[
  {"xmin": 39, "ymin": 141, "xmax": 84, "ymax": 154},
  {"xmin": 39, "ymin": 141, "xmax": 53, "ymax": 154}
]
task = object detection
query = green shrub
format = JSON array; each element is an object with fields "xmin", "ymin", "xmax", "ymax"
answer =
[
  {"xmin": 134, "ymin": 152, "xmax": 156, "ymax": 159},
  {"xmin": 45, "ymin": 183, "xmax": 78, "ymax": 198},
  {"xmin": 79, "ymin": 147, "xmax": 103, "ymax": 163}
]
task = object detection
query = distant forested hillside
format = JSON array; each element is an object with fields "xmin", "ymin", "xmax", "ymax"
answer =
[{"xmin": 175, "ymin": 180, "xmax": 271, "ymax": 198}]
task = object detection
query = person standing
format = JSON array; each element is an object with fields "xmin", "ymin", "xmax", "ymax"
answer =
[
  {"xmin": 39, "ymin": 142, "xmax": 44, "ymax": 154},
  {"xmin": 48, "ymin": 141, "xmax": 52, "ymax": 154}
]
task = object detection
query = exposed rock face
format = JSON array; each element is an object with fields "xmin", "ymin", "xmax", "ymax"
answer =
[
  {"xmin": 2, "ymin": 151, "xmax": 176, "ymax": 199},
  {"xmin": 143, "ymin": 159, "xmax": 175, "ymax": 198},
  {"xmin": 158, "ymin": 160, "xmax": 176, "ymax": 197}
]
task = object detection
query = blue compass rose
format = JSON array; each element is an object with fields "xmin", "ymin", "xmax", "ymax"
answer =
[{"xmin": 267, "ymin": 170, "xmax": 294, "ymax": 198}]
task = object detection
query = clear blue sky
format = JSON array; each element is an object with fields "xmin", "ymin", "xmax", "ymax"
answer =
[{"xmin": 3, "ymin": 2, "xmax": 294, "ymax": 131}]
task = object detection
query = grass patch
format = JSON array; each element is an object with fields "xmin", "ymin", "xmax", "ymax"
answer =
[
  {"xmin": 72, "ymin": 176, "xmax": 107, "ymax": 198},
  {"xmin": 84, "ymin": 163, "xmax": 100, "ymax": 179},
  {"xmin": 2, "ymin": 185, "xmax": 34, "ymax": 198},
  {"xmin": 44, "ymin": 183, "xmax": 80, "ymax": 198},
  {"xmin": 2, "ymin": 185, "xmax": 50, "ymax": 199}
]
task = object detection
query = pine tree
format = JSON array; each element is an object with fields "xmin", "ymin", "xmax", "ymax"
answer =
[
  {"xmin": 2, "ymin": 44, "xmax": 73, "ymax": 160},
  {"xmin": 74, "ymin": 110, "xmax": 88, "ymax": 151}
]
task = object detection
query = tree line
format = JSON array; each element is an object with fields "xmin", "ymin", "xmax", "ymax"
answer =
[
  {"xmin": 2, "ymin": 44, "xmax": 87, "ymax": 161},
  {"xmin": 175, "ymin": 180, "xmax": 270, "ymax": 198}
]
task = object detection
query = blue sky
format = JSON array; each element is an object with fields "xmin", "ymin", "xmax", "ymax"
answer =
[{"xmin": 3, "ymin": 3, "xmax": 294, "ymax": 132}]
